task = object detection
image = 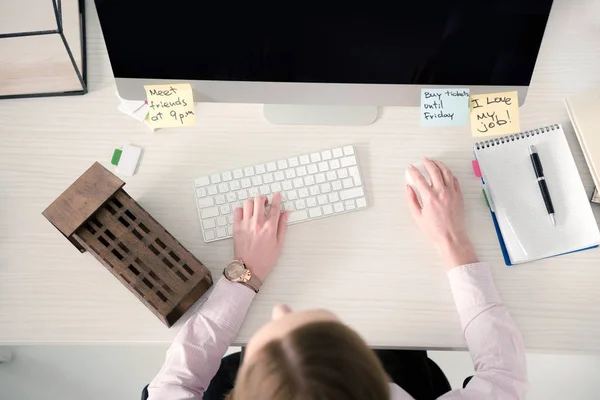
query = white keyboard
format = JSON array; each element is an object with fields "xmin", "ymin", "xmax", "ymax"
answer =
[{"xmin": 193, "ymin": 145, "xmax": 367, "ymax": 243}]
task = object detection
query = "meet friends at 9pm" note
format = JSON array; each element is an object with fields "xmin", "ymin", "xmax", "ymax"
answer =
[{"xmin": 144, "ymin": 83, "xmax": 196, "ymax": 129}]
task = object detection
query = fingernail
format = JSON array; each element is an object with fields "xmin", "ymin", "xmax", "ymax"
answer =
[{"xmin": 408, "ymin": 164, "xmax": 415, "ymax": 169}]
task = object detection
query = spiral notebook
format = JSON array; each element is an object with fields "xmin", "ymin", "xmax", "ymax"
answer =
[{"xmin": 474, "ymin": 124, "xmax": 600, "ymax": 265}]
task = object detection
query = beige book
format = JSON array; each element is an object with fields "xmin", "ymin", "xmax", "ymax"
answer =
[{"xmin": 565, "ymin": 90, "xmax": 600, "ymax": 195}]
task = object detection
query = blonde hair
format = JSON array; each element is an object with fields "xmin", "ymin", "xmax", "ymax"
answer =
[{"xmin": 228, "ymin": 321, "xmax": 390, "ymax": 400}]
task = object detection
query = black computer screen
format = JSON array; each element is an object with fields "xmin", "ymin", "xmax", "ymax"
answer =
[{"xmin": 94, "ymin": 1, "xmax": 553, "ymax": 86}]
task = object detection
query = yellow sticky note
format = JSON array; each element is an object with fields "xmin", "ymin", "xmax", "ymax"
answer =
[
  {"xmin": 469, "ymin": 91, "xmax": 520, "ymax": 137},
  {"xmin": 144, "ymin": 83, "xmax": 196, "ymax": 129}
]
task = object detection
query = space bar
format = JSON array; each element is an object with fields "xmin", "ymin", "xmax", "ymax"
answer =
[{"xmin": 287, "ymin": 210, "xmax": 308, "ymax": 223}]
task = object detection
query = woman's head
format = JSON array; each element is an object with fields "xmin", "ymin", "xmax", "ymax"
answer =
[{"xmin": 229, "ymin": 306, "xmax": 390, "ymax": 400}]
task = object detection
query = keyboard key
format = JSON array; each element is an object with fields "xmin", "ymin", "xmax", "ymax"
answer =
[
  {"xmin": 204, "ymin": 230, "xmax": 216, "ymax": 241},
  {"xmin": 237, "ymin": 190, "xmax": 248, "ymax": 200},
  {"xmin": 210, "ymin": 174, "xmax": 221, "ymax": 184},
  {"xmin": 293, "ymin": 178, "xmax": 304, "ymax": 188},
  {"xmin": 282, "ymin": 181, "xmax": 293, "ymax": 191},
  {"xmin": 307, "ymin": 164, "xmax": 319, "ymax": 174},
  {"xmin": 348, "ymin": 166, "xmax": 362, "ymax": 186},
  {"xmin": 343, "ymin": 178, "xmax": 354, "ymax": 189},
  {"xmin": 299, "ymin": 155, "xmax": 310, "ymax": 165},
  {"xmin": 220, "ymin": 205, "xmax": 230, "ymax": 215},
  {"xmin": 329, "ymin": 159, "xmax": 341, "ymax": 169},
  {"xmin": 295, "ymin": 199, "xmax": 307, "ymax": 209},
  {"xmin": 217, "ymin": 216, "xmax": 227, "ymax": 226},
  {"xmin": 317, "ymin": 195, "xmax": 328, "ymax": 205},
  {"xmin": 195, "ymin": 176, "xmax": 210, "ymax": 187},
  {"xmin": 343, "ymin": 146, "xmax": 355, "ymax": 155},
  {"xmin": 296, "ymin": 166, "xmax": 307, "ymax": 176},
  {"xmin": 323, "ymin": 204, "xmax": 334, "ymax": 215},
  {"xmin": 255, "ymin": 164, "xmax": 266, "ymax": 174},
  {"xmin": 307, "ymin": 197, "xmax": 317, "ymax": 207},
  {"xmin": 198, "ymin": 198, "xmax": 214, "ymax": 208},
  {"xmin": 356, "ymin": 197, "xmax": 367, "ymax": 208},
  {"xmin": 252, "ymin": 176, "xmax": 263, "ymax": 186},
  {"xmin": 326, "ymin": 171, "xmax": 337, "ymax": 181},
  {"xmin": 228, "ymin": 214, "xmax": 235, "ymax": 224},
  {"xmin": 271, "ymin": 182, "xmax": 282, "ymax": 193},
  {"xmin": 288, "ymin": 157, "xmax": 299, "ymax": 167},
  {"xmin": 278, "ymin": 160, "xmax": 288, "ymax": 169},
  {"xmin": 285, "ymin": 169, "xmax": 296, "ymax": 179},
  {"xmin": 231, "ymin": 180, "xmax": 241, "ymax": 190},
  {"xmin": 329, "ymin": 192, "xmax": 340, "ymax": 202},
  {"xmin": 244, "ymin": 167, "xmax": 255, "ymax": 176},
  {"xmin": 202, "ymin": 219, "xmax": 216, "ymax": 229},
  {"xmin": 340, "ymin": 187, "xmax": 364, "ymax": 200},
  {"xmin": 216, "ymin": 195, "xmax": 226, "ymax": 204},
  {"xmin": 340, "ymin": 156, "xmax": 357, "ymax": 167},
  {"xmin": 201, "ymin": 207, "xmax": 220, "ymax": 219},
  {"xmin": 266, "ymin": 162, "xmax": 277, "ymax": 172},
  {"xmin": 233, "ymin": 169, "xmax": 244, "ymax": 179},
  {"xmin": 233, "ymin": 201, "xmax": 243, "ymax": 209},
  {"xmin": 345, "ymin": 200, "xmax": 356, "ymax": 210},
  {"xmin": 287, "ymin": 210, "xmax": 308, "ymax": 223},
  {"xmin": 309, "ymin": 186, "xmax": 320, "ymax": 196},
  {"xmin": 222, "ymin": 171, "xmax": 233, "ymax": 181},
  {"xmin": 318, "ymin": 162, "xmax": 329, "ymax": 172},
  {"xmin": 315, "ymin": 173, "xmax": 326, "ymax": 183},
  {"xmin": 304, "ymin": 175, "xmax": 315, "ymax": 186},
  {"xmin": 227, "ymin": 225, "xmax": 234, "ymax": 236},
  {"xmin": 249, "ymin": 187, "xmax": 259, "ymax": 197},
  {"xmin": 216, "ymin": 227, "xmax": 227, "ymax": 238},
  {"xmin": 309, "ymin": 207, "xmax": 323, "ymax": 218},
  {"xmin": 338, "ymin": 168, "xmax": 349, "ymax": 178},
  {"xmin": 333, "ymin": 202, "xmax": 344, "ymax": 213},
  {"xmin": 196, "ymin": 187, "xmax": 207, "ymax": 198},
  {"xmin": 286, "ymin": 190, "xmax": 298, "ymax": 200},
  {"xmin": 321, "ymin": 150, "xmax": 332, "ymax": 160},
  {"xmin": 219, "ymin": 183, "xmax": 229, "ymax": 193},
  {"xmin": 263, "ymin": 173, "xmax": 274, "ymax": 183},
  {"xmin": 332, "ymin": 148, "xmax": 343, "ymax": 157},
  {"xmin": 274, "ymin": 171, "xmax": 285, "ymax": 181},
  {"xmin": 320, "ymin": 183, "xmax": 332, "ymax": 193},
  {"xmin": 283, "ymin": 201, "xmax": 295, "ymax": 211},
  {"xmin": 332, "ymin": 180, "xmax": 342, "ymax": 191},
  {"xmin": 226, "ymin": 192, "xmax": 237, "ymax": 202},
  {"xmin": 260, "ymin": 185, "xmax": 271, "ymax": 195},
  {"xmin": 298, "ymin": 188, "xmax": 309, "ymax": 198},
  {"xmin": 310, "ymin": 153, "xmax": 321, "ymax": 163},
  {"xmin": 207, "ymin": 185, "xmax": 218, "ymax": 196}
]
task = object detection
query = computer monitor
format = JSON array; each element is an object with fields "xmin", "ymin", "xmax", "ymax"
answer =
[{"xmin": 95, "ymin": 1, "xmax": 554, "ymax": 125}]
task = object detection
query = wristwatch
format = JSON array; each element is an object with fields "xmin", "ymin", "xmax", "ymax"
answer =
[{"xmin": 223, "ymin": 259, "xmax": 262, "ymax": 293}]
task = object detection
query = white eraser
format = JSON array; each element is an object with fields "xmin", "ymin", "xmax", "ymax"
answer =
[{"xmin": 116, "ymin": 144, "xmax": 142, "ymax": 176}]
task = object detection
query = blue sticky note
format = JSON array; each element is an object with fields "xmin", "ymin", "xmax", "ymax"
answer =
[{"xmin": 420, "ymin": 88, "xmax": 470, "ymax": 127}]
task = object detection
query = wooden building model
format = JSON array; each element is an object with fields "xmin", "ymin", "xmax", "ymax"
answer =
[{"xmin": 43, "ymin": 162, "xmax": 213, "ymax": 327}]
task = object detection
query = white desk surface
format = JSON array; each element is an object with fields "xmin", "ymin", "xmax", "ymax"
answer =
[{"xmin": 1, "ymin": 0, "xmax": 600, "ymax": 352}]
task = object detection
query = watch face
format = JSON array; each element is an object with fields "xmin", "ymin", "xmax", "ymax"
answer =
[{"xmin": 225, "ymin": 261, "xmax": 246, "ymax": 281}]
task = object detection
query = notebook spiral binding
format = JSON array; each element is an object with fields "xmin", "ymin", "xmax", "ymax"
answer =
[{"xmin": 474, "ymin": 124, "xmax": 561, "ymax": 150}]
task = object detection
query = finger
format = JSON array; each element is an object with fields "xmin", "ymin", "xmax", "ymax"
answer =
[
  {"xmin": 423, "ymin": 158, "xmax": 445, "ymax": 188},
  {"xmin": 276, "ymin": 211, "xmax": 289, "ymax": 243},
  {"xmin": 243, "ymin": 199, "xmax": 254, "ymax": 218},
  {"xmin": 433, "ymin": 160, "xmax": 454, "ymax": 190},
  {"xmin": 234, "ymin": 207, "xmax": 243, "ymax": 224},
  {"xmin": 268, "ymin": 193, "xmax": 283, "ymax": 224},
  {"xmin": 408, "ymin": 165, "xmax": 433, "ymax": 196},
  {"xmin": 454, "ymin": 177, "xmax": 463, "ymax": 197},
  {"xmin": 253, "ymin": 195, "xmax": 267, "ymax": 220},
  {"xmin": 406, "ymin": 185, "xmax": 422, "ymax": 217}
]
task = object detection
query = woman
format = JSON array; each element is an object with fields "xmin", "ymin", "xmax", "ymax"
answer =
[{"xmin": 146, "ymin": 159, "xmax": 527, "ymax": 399}]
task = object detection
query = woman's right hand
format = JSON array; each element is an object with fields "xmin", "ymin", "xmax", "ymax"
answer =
[{"xmin": 406, "ymin": 158, "xmax": 478, "ymax": 269}]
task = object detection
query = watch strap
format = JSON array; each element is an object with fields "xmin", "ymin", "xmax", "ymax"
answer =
[{"xmin": 242, "ymin": 273, "xmax": 262, "ymax": 293}]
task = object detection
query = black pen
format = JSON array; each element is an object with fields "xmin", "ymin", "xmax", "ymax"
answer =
[{"xmin": 529, "ymin": 145, "xmax": 555, "ymax": 226}]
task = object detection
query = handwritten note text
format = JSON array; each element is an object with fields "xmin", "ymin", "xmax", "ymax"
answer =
[
  {"xmin": 420, "ymin": 88, "xmax": 470, "ymax": 127},
  {"xmin": 144, "ymin": 83, "xmax": 196, "ymax": 129},
  {"xmin": 469, "ymin": 91, "xmax": 520, "ymax": 137}
]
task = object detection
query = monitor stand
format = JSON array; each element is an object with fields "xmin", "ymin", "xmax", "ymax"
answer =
[{"xmin": 263, "ymin": 104, "xmax": 378, "ymax": 126}]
